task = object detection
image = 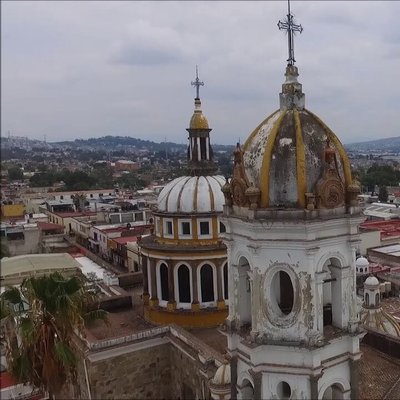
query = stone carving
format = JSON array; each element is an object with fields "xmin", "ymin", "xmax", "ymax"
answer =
[
  {"xmin": 245, "ymin": 184, "xmax": 261, "ymax": 210},
  {"xmin": 315, "ymin": 140, "xmax": 345, "ymax": 209},
  {"xmin": 230, "ymin": 143, "xmax": 251, "ymax": 207},
  {"xmin": 221, "ymin": 177, "xmax": 233, "ymax": 207}
]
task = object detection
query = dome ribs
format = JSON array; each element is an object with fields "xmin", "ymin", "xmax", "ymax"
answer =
[
  {"xmin": 260, "ymin": 111, "xmax": 286, "ymax": 208},
  {"xmin": 206, "ymin": 177, "xmax": 216, "ymax": 212},
  {"xmin": 163, "ymin": 176, "xmax": 188, "ymax": 213},
  {"xmin": 176, "ymin": 176, "xmax": 192, "ymax": 213},
  {"xmin": 306, "ymin": 109, "xmax": 352, "ymax": 189},
  {"xmin": 192, "ymin": 176, "xmax": 200, "ymax": 212},
  {"xmin": 293, "ymin": 109, "xmax": 307, "ymax": 208},
  {"xmin": 243, "ymin": 110, "xmax": 280, "ymax": 153}
]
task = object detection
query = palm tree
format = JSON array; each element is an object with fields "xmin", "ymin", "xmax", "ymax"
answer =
[{"xmin": 1, "ymin": 272, "xmax": 107, "ymax": 398}]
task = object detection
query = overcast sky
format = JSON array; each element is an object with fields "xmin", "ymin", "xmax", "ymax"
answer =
[{"xmin": 2, "ymin": 1, "xmax": 399, "ymax": 145}]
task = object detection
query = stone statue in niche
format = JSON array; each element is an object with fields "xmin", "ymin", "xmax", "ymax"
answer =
[{"xmin": 315, "ymin": 140, "xmax": 345, "ymax": 209}]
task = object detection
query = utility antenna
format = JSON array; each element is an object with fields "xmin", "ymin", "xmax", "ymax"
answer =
[
  {"xmin": 277, "ymin": 0, "xmax": 303, "ymax": 66},
  {"xmin": 44, "ymin": 134, "xmax": 47, "ymax": 143},
  {"xmin": 191, "ymin": 65, "xmax": 204, "ymax": 99},
  {"xmin": 164, "ymin": 136, "xmax": 168, "ymax": 161}
]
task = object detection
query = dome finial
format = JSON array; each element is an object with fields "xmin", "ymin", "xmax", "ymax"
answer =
[
  {"xmin": 191, "ymin": 65, "xmax": 204, "ymax": 100},
  {"xmin": 278, "ymin": 0, "xmax": 303, "ymax": 66}
]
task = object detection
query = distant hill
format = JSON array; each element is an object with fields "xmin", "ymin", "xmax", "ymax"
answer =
[
  {"xmin": 53, "ymin": 135, "xmax": 234, "ymax": 153},
  {"xmin": 345, "ymin": 136, "xmax": 400, "ymax": 153}
]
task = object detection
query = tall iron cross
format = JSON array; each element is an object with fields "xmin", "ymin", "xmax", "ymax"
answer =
[
  {"xmin": 191, "ymin": 65, "xmax": 204, "ymax": 99},
  {"xmin": 277, "ymin": 0, "xmax": 303, "ymax": 66}
]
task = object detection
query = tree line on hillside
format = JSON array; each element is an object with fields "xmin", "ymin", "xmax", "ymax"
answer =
[{"xmin": 356, "ymin": 164, "xmax": 400, "ymax": 191}]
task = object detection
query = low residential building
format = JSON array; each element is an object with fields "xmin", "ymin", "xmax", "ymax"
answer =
[
  {"xmin": 363, "ymin": 202, "xmax": 400, "ymax": 220},
  {"xmin": 0, "ymin": 222, "xmax": 40, "ymax": 256},
  {"xmin": 46, "ymin": 211, "xmax": 97, "ymax": 234},
  {"xmin": 114, "ymin": 160, "xmax": 140, "ymax": 172},
  {"xmin": 0, "ymin": 253, "xmax": 82, "ymax": 286}
]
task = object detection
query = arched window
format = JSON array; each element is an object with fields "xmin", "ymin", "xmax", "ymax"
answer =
[
  {"xmin": 223, "ymin": 263, "xmax": 229, "ymax": 300},
  {"xmin": 277, "ymin": 381, "xmax": 291, "ymax": 399},
  {"xmin": 365, "ymin": 292, "xmax": 370, "ymax": 307},
  {"xmin": 375, "ymin": 293, "xmax": 380, "ymax": 306},
  {"xmin": 160, "ymin": 263, "xmax": 169, "ymax": 301},
  {"xmin": 200, "ymin": 264, "xmax": 214, "ymax": 302},
  {"xmin": 178, "ymin": 265, "xmax": 191, "ymax": 303}
]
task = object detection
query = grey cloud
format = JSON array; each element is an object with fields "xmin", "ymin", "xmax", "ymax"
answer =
[{"xmin": 2, "ymin": 1, "xmax": 400, "ymax": 144}]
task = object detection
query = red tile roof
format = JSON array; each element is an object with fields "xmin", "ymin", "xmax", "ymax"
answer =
[
  {"xmin": 360, "ymin": 220, "xmax": 400, "ymax": 240},
  {"xmin": 36, "ymin": 222, "xmax": 64, "ymax": 231},
  {"xmin": 111, "ymin": 236, "xmax": 138, "ymax": 245}
]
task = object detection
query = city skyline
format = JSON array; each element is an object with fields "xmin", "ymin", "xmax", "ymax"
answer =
[{"xmin": 2, "ymin": 1, "xmax": 400, "ymax": 145}]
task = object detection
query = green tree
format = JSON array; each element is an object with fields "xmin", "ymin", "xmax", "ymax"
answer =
[
  {"xmin": 8, "ymin": 166, "xmax": 24, "ymax": 181},
  {"xmin": 117, "ymin": 172, "xmax": 145, "ymax": 190},
  {"xmin": 1, "ymin": 273, "xmax": 107, "ymax": 397},
  {"xmin": 378, "ymin": 186, "xmax": 389, "ymax": 202}
]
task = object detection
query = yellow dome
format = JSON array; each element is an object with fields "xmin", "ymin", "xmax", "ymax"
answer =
[
  {"xmin": 189, "ymin": 98, "xmax": 209, "ymax": 130},
  {"xmin": 225, "ymin": 65, "xmax": 357, "ymax": 211},
  {"xmin": 190, "ymin": 111, "xmax": 209, "ymax": 129},
  {"xmin": 241, "ymin": 108, "xmax": 352, "ymax": 209}
]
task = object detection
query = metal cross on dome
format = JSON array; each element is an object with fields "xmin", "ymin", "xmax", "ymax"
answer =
[
  {"xmin": 191, "ymin": 65, "xmax": 204, "ymax": 99},
  {"xmin": 277, "ymin": 0, "xmax": 303, "ymax": 66}
]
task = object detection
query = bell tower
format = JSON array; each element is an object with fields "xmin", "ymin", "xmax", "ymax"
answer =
[{"xmin": 221, "ymin": 2, "xmax": 365, "ymax": 399}]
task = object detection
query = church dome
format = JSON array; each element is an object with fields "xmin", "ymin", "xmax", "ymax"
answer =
[
  {"xmin": 227, "ymin": 65, "xmax": 358, "ymax": 211},
  {"xmin": 190, "ymin": 98, "xmax": 209, "ymax": 130},
  {"xmin": 212, "ymin": 363, "xmax": 231, "ymax": 385},
  {"xmin": 356, "ymin": 257, "xmax": 369, "ymax": 268},
  {"xmin": 365, "ymin": 276, "xmax": 379, "ymax": 287},
  {"xmin": 157, "ymin": 175, "xmax": 226, "ymax": 213}
]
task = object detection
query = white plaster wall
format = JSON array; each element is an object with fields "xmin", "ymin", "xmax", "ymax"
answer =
[
  {"xmin": 223, "ymin": 216, "xmax": 361, "ymax": 342},
  {"xmin": 223, "ymin": 213, "xmax": 363, "ymax": 400}
]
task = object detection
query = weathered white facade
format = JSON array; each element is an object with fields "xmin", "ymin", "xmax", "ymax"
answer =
[
  {"xmin": 222, "ymin": 213, "xmax": 365, "ymax": 399},
  {"xmin": 220, "ymin": 55, "xmax": 365, "ymax": 398}
]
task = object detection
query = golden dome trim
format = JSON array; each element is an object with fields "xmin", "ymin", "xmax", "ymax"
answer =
[
  {"xmin": 206, "ymin": 178, "xmax": 215, "ymax": 211},
  {"xmin": 243, "ymin": 109, "xmax": 280, "ymax": 153},
  {"xmin": 192, "ymin": 176, "xmax": 200, "ymax": 212},
  {"xmin": 294, "ymin": 109, "xmax": 307, "ymax": 209},
  {"xmin": 260, "ymin": 111, "xmax": 286, "ymax": 208},
  {"xmin": 306, "ymin": 109, "xmax": 353, "ymax": 188}
]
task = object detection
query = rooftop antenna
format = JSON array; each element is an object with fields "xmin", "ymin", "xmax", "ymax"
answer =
[
  {"xmin": 277, "ymin": 0, "xmax": 303, "ymax": 66},
  {"xmin": 191, "ymin": 65, "xmax": 204, "ymax": 99}
]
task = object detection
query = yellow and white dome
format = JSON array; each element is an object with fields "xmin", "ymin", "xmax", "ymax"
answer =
[
  {"xmin": 226, "ymin": 65, "xmax": 358, "ymax": 211},
  {"xmin": 157, "ymin": 175, "xmax": 226, "ymax": 213}
]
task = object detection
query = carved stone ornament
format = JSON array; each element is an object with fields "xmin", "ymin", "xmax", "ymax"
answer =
[
  {"xmin": 245, "ymin": 184, "xmax": 261, "ymax": 210},
  {"xmin": 230, "ymin": 143, "xmax": 251, "ymax": 207},
  {"xmin": 231, "ymin": 178, "xmax": 248, "ymax": 207},
  {"xmin": 315, "ymin": 140, "xmax": 345, "ymax": 209},
  {"xmin": 316, "ymin": 172, "xmax": 345, "ymax": 209},
  {"xmin": 221, "ymin": 177, "xmax": 233, "ymax": 206}
]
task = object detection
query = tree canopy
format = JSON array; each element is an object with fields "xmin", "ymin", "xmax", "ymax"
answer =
[
  {"xmin": 360, "ymin": 164, "xmax": 400, "ymax": 190},
  {"xmin": 1, "ymin": 272, "xmax": 107, "ymax": 396}
]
